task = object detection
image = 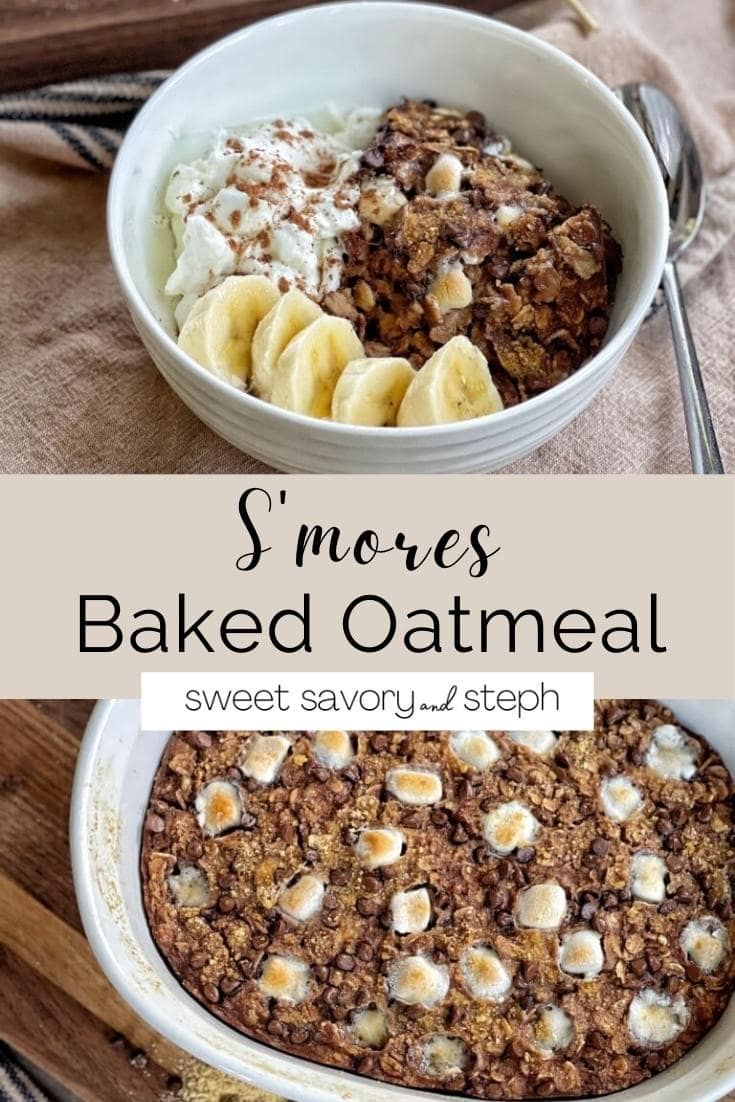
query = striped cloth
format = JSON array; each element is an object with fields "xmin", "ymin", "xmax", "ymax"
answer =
[
  {"xmin": 0, "ymin": 72, "xmax": 169, "ymax": 170},
  {"xmin": 0, "ymin": 1049, "xmax": 51, "ymax": 1102}
]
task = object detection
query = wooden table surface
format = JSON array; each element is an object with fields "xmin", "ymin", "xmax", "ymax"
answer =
[
  {"xmin": 0, "ymin": 0, "xmax": 511, "ymax": 92},
  {"xmin": 0, "ymin": 700, "xmax": 733, "ymax": 1101},
  {"xmin": 0, "ymin": 700, "xmax": 278, "ymax": 1102}
]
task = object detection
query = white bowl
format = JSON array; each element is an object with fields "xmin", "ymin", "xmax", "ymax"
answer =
[
  {"xmin": 108, "ymin": 1, "xmax": 668, "ymax": 473},
  {"xmin": 71, "ymin": 700, "xmax": 735, "ymax": 1102}
]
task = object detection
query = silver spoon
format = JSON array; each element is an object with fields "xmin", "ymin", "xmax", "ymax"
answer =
[{"xmin": 615, "ymin": 82, "xmax": 724, "ymax": 474}]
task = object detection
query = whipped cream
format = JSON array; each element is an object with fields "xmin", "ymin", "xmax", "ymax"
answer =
[{"xmin": 165, "ymin": 110, "xmax": 378, "ymax": 325}]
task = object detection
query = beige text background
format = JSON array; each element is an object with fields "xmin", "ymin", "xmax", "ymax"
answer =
[{"xmin": 0, "ymin": 474, "xmax": 732, "ymax": 698}]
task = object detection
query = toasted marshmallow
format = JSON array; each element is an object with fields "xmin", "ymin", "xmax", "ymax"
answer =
[
  {"xmin": 168, "ymin": 865, "xmax": 210, "ymax": 909},
  {"xmin": 195, "ymin": 779, "xmax": 242, "ymax": 836},
  {"xmin": 278, "ymin": 874, "xmax": 325, "ymax": 922},
  {"xmin": 600, "ymin": 776, "xmax": 643, "ymax": 822},
  {"xmin": 350, "ymin": 1008, "xmax": 389, "ymax": 1049},
  {"xmin": 425, "ymin": 153, "xmax": 463, "ymax": 198},
  {"xmin": 257, "ymin": 955, "xmax": 311, "ymax": 1003},
  {"xmin": 630, "ymin": 852, "xmax": 668, "ymax": 904},
  {"xmin": 241, "ymin": 734, "xmax": 291, "ymax": 784},
  {"xmin": 391, "ymin": 887, "xmax": 432, "ymax": 934},
  {"xmin": 508, "ymin": 730, "xmax": 557, "ymax": 755},
  {"xmin": 386, "ymin": 767, "xmax": 442, "ymax": 806},
  {"xmin": 313, "ymin": 729, "xmax": 354, "ymax": 770},
  {"xmin": 459, "ymin": 946, "xmax": 511, "ymax": 1001},
  {"xmin": 429, "ymin": 263, "xmax": 473, "ymax": 315},
  {"xmin": 359, "ymin": 177, "xmax": 407, "ymax": 226},
  {"xmin": 388, "ymin": 956, "xmax": 449, "ymax": 1006},
  {"xmin": 419, "ymin": 1034, "xmax": 469, "ymax": 1077},
  {"xmin": 680, "ymin": 917, "xmax": 728, "ymax": 973},
  {"xmin": 483, "ymin": 801, "xmax": 539, "ymax": 855},
  {"xmin": 450, "ymin": 730, "xmax": 500, "ymax": 771},
  {"xmin": 628, "ymin": 989, "xmax": 689, "ymax": 1047},
  {"xmin": 534, "ymin": 1005, "xmax": 573, "ymax": 1052},
  {"xmin": 559, "ymin": 929, "xmax": 603, "ymax": 979},
  {"xmin": 646, "ymin": 724, "xmax": 698, "ymax": 781},
  {"xmin": 354, "ymin": 826, "xmax": 405, "ymax": 869},
  {"xmin": 516, "ymin": 883, "xmax": 567, "ymax": 929},
  {"xmin": 494, "ymin": 203, "xmax": 524, "ymax": 228}
]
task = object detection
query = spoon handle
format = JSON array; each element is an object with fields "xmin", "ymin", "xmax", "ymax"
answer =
[{"xmin": 661, "ymin": 260, "xmax": 724, "ymax": 474}]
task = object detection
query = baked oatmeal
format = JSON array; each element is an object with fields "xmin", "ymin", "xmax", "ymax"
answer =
[
  {"xmin": 141, "ymin": 702, "xmax": 732, "ymax": 1098},
  {"xmin": 165, "ymin": 99, "xmax": 622, "ymax": 424},
  {"xmin": 334, "ymin": 99, "xmax": 622, "ymax": 405}
]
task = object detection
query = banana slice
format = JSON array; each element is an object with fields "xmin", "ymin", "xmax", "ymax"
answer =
[
  {"xmin": 250, "ymin": 289, "xmax": 322, "ymax": 401},
  {"xmin": 177, "ymin": 274, "xmax": 279, "ymax": 386},
  {"xmin": 331, "ymin": 356, "xmax": 415, "ymax": 426},
  {"xmin": 397, "ymin": 336, "xmax": 503, "ymax": 426},
  {"xmin": 271, "ymin": 315, "xmax": 364, "ymax": 418}
]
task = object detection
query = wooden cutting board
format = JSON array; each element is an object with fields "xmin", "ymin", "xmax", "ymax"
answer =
[
  {"xmin": 0, "ymin": 0, "xmax": 512, "ymax": 92},
  {"xmin": 0, "ymin": 700, "xmax": 278, "ymax": 1102}
]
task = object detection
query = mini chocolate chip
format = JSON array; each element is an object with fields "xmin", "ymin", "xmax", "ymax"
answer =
[
  {"xmin": 362, "ymin": 875, "xmax": 382, "ymax": 893},
  {"xmin": 497, "ymin": 911, "xmax": 515, "ymax": 931},
  {"xmin": 219, "ymin": 873, "xmax": 236, "ymax": 889},
  {"xmin": 343, "ymin": 764, "xmax": 360, "ymax": 783},
  {"xmin": 656, "ymin": 817, "xmax": 675, "ymax": 835},
  {"xmin": 330, "ymin": 867, "xmax": 350, "ymax": 886},
  {"xmin": 314, "ymin": 965, "xmax": 329, "ymax": 982},
  {"xmin": 252, "ymin": 933, "xmax": 269, "ymax": 950},
  {"xmin": 304, "ymin": 848, "xmax": 319, "ymax": 863},
  {"xmin": 357, "ymin": 942, "xmax": 374, "ymax": 962},
  {"xmin": 630, "ymin": 957, "xmax": 647, "ymax": 976},
  {"xmin": 370, "ymin": 733, "xmax": 389, "ymax": 751},
  {"xmin": 515, "ymin": 846, "xmax": 535, "ymax": 864},
  {"xmin": 696, "ymin": 805, "xmax": 713, "ymax": 823},
  {"xmin": 536, "ymin": 1081, "xmax": 556, "ymax": 1098},
  {"xmin": 601, "ymin": 891, "xmax": 619, "ymax": 910},
  {"xmin": 145, "ymin": 813, "xmax": 165, "ymax": 833},
  {"xmin": 555, "ymin": 750, "xmax": 571, "ymax": 768},
  {"xmin": 202, "ymin": 983, "xmax": 220, "ymax": 1003},
  {"xmin": 685, "ymin": 962, "xmax": 703, "ymax": 982},
  {"xmin": 335, "ymin": 953, "xmax": 355, "ymax": 971},
  {"xmin": 505, "ymin": 767, "xmax": 525, "ymax": 784},
  {"xmin": 290, "ymin": 1028, "xmax": 310, "ymax": 1045},
  {"xmin": 218, "ymin": 895, "xmax": 236, "ymax": 914},
  {"xmin": 591, "ymin": 837, "xmax": 610, "ymax": 857},
  {"xmin": 402, "ymin": 811, "xmax": 423, "ymax": 828},
  {"xmin": 310, "ymin": 764, "xmax": 330, "ymax": 783},
  {"xmin": 457, "ymin": 779, "xmax": 473, "ymax": 801},
  {"xmin": 647, "ymin": 953, "xmax": 662, "ymax": 973},
  {"xmin": 581, "ymin": 901, "xmax": 598, "ymax": 921},
  {"xmin": 357, "ymin": 896, "xmax": 380, "ymax": 916},
  {"xmin": 186, "ymin": 839, "xmax": 204, "ymax": 860},
  {"xmin": 189, "ymin": 732, "xmax": 212, "ymax": 750},
  {"xmin": 267, "ymin": 1018, "xmax": 285, "ymax": 1036},
  {"xmin": 357, "ymin": 1055, "xmax": 376, "ymax": 1074},
  {"xmin": 450, "ymin": 823, "xmax": 468, "ymax": 844},
  {"xmin": 644, "ymin": 1052, "xmax": 661, "ymax": 1070},
  {"xmin": 430, "ymin": 810, "xmax": 448, "ymax": 827},
  {"xmin": 659, "ymin": 900, "xmax": 677, "ymax": 916},
  {"xmin": 220, "ymin": 976, "xmax": 241, "ymax": 995}
]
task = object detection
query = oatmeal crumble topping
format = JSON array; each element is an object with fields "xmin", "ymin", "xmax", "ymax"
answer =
[
  {"xmin": 142, "ymin": 702, "xmax": 732, "ymax": 1098},
  {"xmin": 331, "ymin": 99, "xmax": 622, "ymax": 404}
]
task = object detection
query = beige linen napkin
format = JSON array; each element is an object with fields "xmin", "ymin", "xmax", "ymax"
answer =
[{"xmin": 0, "ymin": 0, "xmax": 732, "ymax": 473}]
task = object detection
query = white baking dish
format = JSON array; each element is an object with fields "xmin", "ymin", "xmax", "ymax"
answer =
[{"xmin": 71, "ymin": 701, "xmax": 735, "ymax": 1101}]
